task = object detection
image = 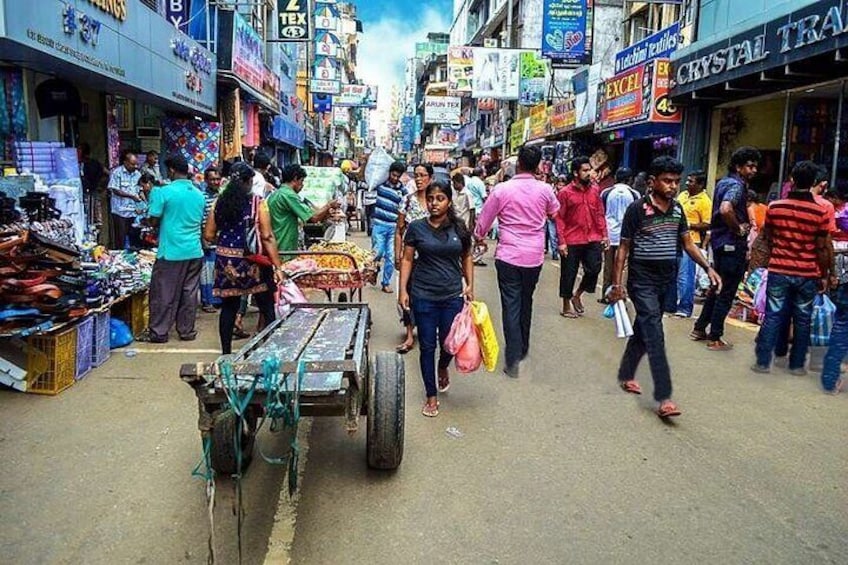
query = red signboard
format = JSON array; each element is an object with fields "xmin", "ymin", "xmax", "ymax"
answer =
[{"xmin": 596, "ymin": 58, "xmax": 680, "ymax": 131}]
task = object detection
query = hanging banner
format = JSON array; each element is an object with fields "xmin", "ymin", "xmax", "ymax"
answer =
[
  {"xmin": 232, "ymin": 12, "xmax": 265, "ymax": 93},
  {"xmin": 528, "ymin": 103, "xmax": 549, "ymax": 139},
  {"xmin": 472, "ymin": 48, "xmax": 521, "ymax": 100},
  {"xmin": 435, "ymin": 126, "xmax": 459, "ymax": 147},
  {"xmin": 278, "ymin": 0, "xmax": 311, "ymax": 41},
  {"xmin": 335, "ymin": 84, "xmax": 378, "ymax": 108},
  {"xmin": 312, "ymin": 93, "xmax": 333, "ymax": 113},
  {"xmin": 310, "ymin": 79, "xmax": 341, "ymax": 94},
  {"xmin": 424, "ymin": 96, "xmax": 462, "ymax": 124},
  {"xmin": 509, "ymin": 119, "xmax": 528, "ymax": 151},
  {"xmin": 448, "ymin": 46, "xmax": 474, "ymax": 97},
  {"xmin": 519, "ymin": 52, "xmax": 549, "ymax": 107},
  {"xmin": 541, "ymin": 0, "xmax": 594, "ymax": 68},
  {"xmin": 332, "ymin": 107, "xmax": 349, "ymax": 126}
]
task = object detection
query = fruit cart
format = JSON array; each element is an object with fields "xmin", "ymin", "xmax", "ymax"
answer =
[
  {"xmin": 180, "ymin": 302, "xmax": 405, "ymax": 485},
  {"xmin": 281, "ymin": 245, "xmax": 377, "ymax": 303}
]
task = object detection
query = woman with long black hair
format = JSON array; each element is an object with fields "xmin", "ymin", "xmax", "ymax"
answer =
[
  {"xmin": 398, "ymin": 179, "xmax": 474, "ymax": 417},
  {"xmin": 203, "ymin": 162, "xmax": 283, "ymax": 354}
]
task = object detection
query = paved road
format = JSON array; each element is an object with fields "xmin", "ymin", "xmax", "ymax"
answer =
[
  {"xmin": 1, "ymin": 243, "xmax": 846, "ymax": 565},
  {"xmin": 289, "ymin": 254, "xmax": 847, "ymax": 564}
]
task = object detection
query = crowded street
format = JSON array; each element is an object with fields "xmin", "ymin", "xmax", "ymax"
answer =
[
  {"xmin": 2, "ymin": 0, "xmax": 848, "ymax": 564},
  {"xmin": 1, "ymin": 237, "xmax": 846, "ymax": 564}
]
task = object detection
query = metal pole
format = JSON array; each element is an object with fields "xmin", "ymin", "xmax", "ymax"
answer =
[
  {"xmin": 832, "ymin": 80, "xmax": 844, "ymax": 187},
  {"xmin": 501, "ymin": 0, "xmax": 514, "ymax": 158},
  {"xmin": 777, "ymin": 90, "xmax": 791, "ymax": 190}
]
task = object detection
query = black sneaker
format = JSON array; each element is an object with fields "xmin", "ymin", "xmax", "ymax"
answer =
[{"xmin": 136, "ymin": 329, "xmax": 168, "ymax": 344}]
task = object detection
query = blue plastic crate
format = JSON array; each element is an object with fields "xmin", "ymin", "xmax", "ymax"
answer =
[
  {"xmin": 75, "ymin": 317, "xmax": 93, "ymax": 380},
  {"xmin": 91, "ymin": 311, "xmax": 111, "ymax": 367}
]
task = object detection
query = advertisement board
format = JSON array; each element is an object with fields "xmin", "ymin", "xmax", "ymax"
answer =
[
  {"xmin": 596, "ymin": 59, "xmax": 680, "ymax": 131},
  {"xmin": 277, "ymin": 0, "xmax": 311, "ymax": 41},
  {"xmin": 541, "ymin": 0, "xmax": 594, "ymax": 67},
  {"xmin": 472, "ymin": 48, "xmax": 521, "ymax": 100},
  {"xmin": 310, "ymin": 79, "xmax": 341, "ymax": 94},
  {"xmin": 648, "ymin": 59, "xmax": 680, "ymax": 123},
  {"xmin": 519, "ymin": 52, "xmax": 549, "ymax": 107},
  {"xmin": 424, "ymin": 96, "xmax": 462, "ymax": 124},
  {"xmin": 549, "ymin": 97, "xmax": 576, "ymax": 133},
  {"xmin": 448, "ymin": 46, "xmax": 474, "ymax": 97},
  {"xmin": 232, "ymin": 12, "xmax": 265, "ymax": 93},
  {"xmin": 335, "ymin": 84, "xmax": 378, "ymax": 108},
  {"xmin": 528, "ymin": 103, "xmax": 549, "ymax": 139}
]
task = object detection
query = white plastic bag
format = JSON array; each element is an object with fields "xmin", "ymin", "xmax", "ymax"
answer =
[{"xmin": 364, "ymin": 147, "xmax": 394, "ymax": 190}]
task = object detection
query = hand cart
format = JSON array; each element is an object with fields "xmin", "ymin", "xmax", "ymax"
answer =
[
  {"xmin": 180, "ymin": 302, "xmax": 405, "ymax": 482},
  {"xmin": 281, "ymin": 250, "xmax": 377, "ymax": 302}
]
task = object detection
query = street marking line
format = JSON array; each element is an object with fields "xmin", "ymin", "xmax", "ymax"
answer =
[{"xmin": 127, "ymin": 348, "xmax": 221, "ymax": 354}]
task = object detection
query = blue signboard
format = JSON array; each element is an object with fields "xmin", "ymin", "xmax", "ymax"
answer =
[
  {"xmin": 313, "ymin": 93, "xmax": 332, "ymax": 113},
  {"xmin": 614, "ymin": 22, "xmax": 680, "ymax": 74},
  {"xmin": 541, "ymin": 0, "xmax": 594, "ymax": 67}
]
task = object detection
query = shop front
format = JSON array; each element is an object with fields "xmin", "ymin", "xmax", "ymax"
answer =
[
  {"xmin": 0, "ymin": 0, "xmax": 217, "ymax": 167},
  {"xmin": 671, "ymin": 1, "xmax": 848, "ymax": 195},
  {"xmin": 595, "ymin": 58, "xmax": 682, "ymax": 174}
]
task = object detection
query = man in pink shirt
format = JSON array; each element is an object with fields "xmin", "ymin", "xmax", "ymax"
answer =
[
  {"xmin": 555, "ymin": 156, "xmax": 609, "ymax": 318},
  {"xmin": 475, "ymin": 146, "xmax": 560, "ymax": 378}
]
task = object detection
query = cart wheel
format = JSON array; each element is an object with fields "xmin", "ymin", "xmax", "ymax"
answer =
[
  {"xmin": 210, "ymin": 408, "xmax": 256, "ymax": 476},
  {"xmin": 367, "ymin": 352, "xmax": 405, "ymax": 470}
]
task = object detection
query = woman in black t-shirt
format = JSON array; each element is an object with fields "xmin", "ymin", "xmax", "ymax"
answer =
[{"xmin": 398, "ymin": 180, "xmax": 474, "ymax": 417}]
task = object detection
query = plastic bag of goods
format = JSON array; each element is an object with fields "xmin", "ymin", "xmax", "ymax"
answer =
[{"xmin": 364, "ymin": 147, "xmax": 394, "ymax": 190}]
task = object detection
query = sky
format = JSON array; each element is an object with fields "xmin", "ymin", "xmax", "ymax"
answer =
[{"xmin": 356, "ymin": 0, "xmax": 453, "ymax": 144}]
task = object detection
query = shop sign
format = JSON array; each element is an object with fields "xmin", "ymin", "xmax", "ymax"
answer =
[
  {"xmin": 519, "ymin": 52, "xmax": 550, "ymax": 107},
  {"xmin": 313, "ymin": 93, "xmax": 333, "ymax": 113},
  {"xmin": 332, "ymin": 107, "xmax": 349, "ymax": 127},
  {"xmin": 85, "ymin": 0, "xmax": 127, "ymax": 22},
  {"xmin": 171, "ymin": 37, "xmax": 213, "ymax": 75},
  {"xmin": 448, "ymin": 46, "xmax": 474, "ymax": 97},
  {"xmin": 509, "ymin": 119, "xmax": 528, "ymax": 150},
  {"xmin": 424, "ymin": 96, "xmax": 461, "ymax": 124},
  {"xmin": 597, "ymin": 59, "xmax": 680, "ymax": 131},
  {"xmin": 549, "ymin": 97, "xmax": 576, "ymax": 133},
  {"xmin": 424, "ymin": 149, "xmax": 449, "ymax": 163},
  {"xmin": 62, "ymin": 4, "xmax": 105, "ymax": 47},
  {"xmin": 528, "ymin": 103, "xmax": 548, "ymax": 139},
  {"xmin": 277, "ymin": 0, "xmax": 311, "ymax": 41},
  {"xmin": 231, "ymin": 12, "xmax": 265, "ymax": 93},
  {"xmin": 335, "ymin": 84, "xmax": 378, "ymax": 108},
  {"xmin": 310, "ymin": 79, "xmax": 340, "ymax": 95},
  {"xmin": 615, "ymin": 22, "xmax": 679, "ymax": 74},
  {"xmin": 672, "ymin": 2, "xmax": 848, "ymax": 95},
  {"xmin": 436, "ymin": 126, "xmax": 459, "ymax": 147},
  {"xmin": 262, "ymin": 65, "xmax": 281, "ymax": 102},
  {"xmin": 596, "ymin": 64, "xmax": 648, "ymax": 130},
  {"xmin": 541, "ymin": 0, "xmax": 594, "ymax": 68},
  {"xmin": 313, "ymin": 56, "xmax": 339, "ymax": 81}
]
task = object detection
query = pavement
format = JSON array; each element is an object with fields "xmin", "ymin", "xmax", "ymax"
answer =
[{"xmin": 1, "ymin": 239, "xmax": 846, "ymax": 565}]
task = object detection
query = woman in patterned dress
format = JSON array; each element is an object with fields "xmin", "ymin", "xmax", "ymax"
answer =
[
  {"xmin": 203, "ymin": 162, "xmax": 283, "ymax": 354},
  {"xmin": 393, "ymin": 163, "xmax": 433, "ymax": 353}
]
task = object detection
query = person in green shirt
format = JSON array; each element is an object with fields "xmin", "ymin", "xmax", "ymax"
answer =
[
  {"xmin": 266, "ymin": 164, "xmax": 341, "ymax": 252},
  {"xmin": 139, "ymin": 154, "xmax": 206, "ymax": 343}
]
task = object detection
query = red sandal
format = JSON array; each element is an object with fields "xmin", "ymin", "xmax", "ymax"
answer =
[
  {"xmin": 656, "ymin": 400, "xmax": 682, "ymax": 418},
  {"xmin": 619, "ymin": 380, "xmax": 642, "ymax": 395}
]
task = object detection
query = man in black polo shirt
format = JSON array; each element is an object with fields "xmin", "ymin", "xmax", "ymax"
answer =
[{"xmin": 608, "ymin": 157, "xmax": 721, "ymax": 419}]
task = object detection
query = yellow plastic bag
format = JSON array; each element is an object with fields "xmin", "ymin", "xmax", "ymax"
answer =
[{"xmin": 470, "ymin": 301, "xmax": 499, "ymax": 372}]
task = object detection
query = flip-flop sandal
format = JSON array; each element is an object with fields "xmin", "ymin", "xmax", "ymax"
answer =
[
  {"xmin": 619, "ymin": 380, "xmax": 642, "ymax": 395},
  {"xmin": 395, "ymin": 343, "xmax": 413, "ymax": 354},
  {"xmin": 571, "ymin": 298, "xmax": 585, "ymax": 315},
  {"xmin": 559, "ymin": 311, "xmax": 581, "ymax": 319},
  {"xmin": 689, "ymin": 329, "xmax": 708, "ymax": 341},
  {"xmin": 438, "ymin": 372, "xmax": 450, "ymax": 393},
  {"xmin": 707, "ymin": 339, "xmax": 733, "ymax": 351},
  {"xmin": 656, "ymin": 401, "xmax": 682, "ymax": 418},
  {"xmin": 422, "ymin": 401, "xmax": 439, "ymax": 417}
]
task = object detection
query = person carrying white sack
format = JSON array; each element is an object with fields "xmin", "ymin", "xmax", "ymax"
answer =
[{"xmin": 607, "ymin": 157, "xmax": 721, "ymax": 420}]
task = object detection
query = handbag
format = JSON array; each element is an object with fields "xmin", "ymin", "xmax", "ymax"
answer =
[{"xmin": 244, "ymin": 195, "xmax": 272, "ymax": 266}]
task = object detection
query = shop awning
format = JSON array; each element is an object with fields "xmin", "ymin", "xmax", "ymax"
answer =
[{"xmin": 218, "ymin": 71, "xmax": 281, "ymax": 114}]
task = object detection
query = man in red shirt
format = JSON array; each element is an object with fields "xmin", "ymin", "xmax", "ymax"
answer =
[
  {"xmin": 555, "ymin": 156, "xmax": 609, "ymax": 317},
  {"xmin": 752, "ymin": 160, "xmax": 833, "ymax": 374}
]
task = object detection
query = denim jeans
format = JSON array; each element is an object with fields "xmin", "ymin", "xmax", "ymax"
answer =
[
  {"xmin": 662, "ymin": 255, "xmax": 680, "ymax": 313},
  {"xmin": 412, "ymin": 296, "xmax": 464, "ymax": 398},
  {"xmin": 667, "ymin": 252, "xmax": 696, "ymax": 316},
  {"xmin": 546, "ymin": 219, "xmax": 559, "ymax": 259},
  {"xmin": 371, "ymin": 222, "xmax": 396, "ymax": 287},
  {"xmin": 618, "ymin": 279, "xmax": 674, "ymax": 402},
  {"xmin": 695, "ymin": 246, "xmax": 747, "ymax": 340},
  {"xmin": 200, "ymin": 248, "xmax": 221, "ymax": 307},
  {"xmin": 821, "ymin": 284, "xmax": 848, "ymax": 391},
  {"xmin": 754, "ymin": 273, "xmax": 818, "ymax": 369},
  {"xmin": 495, "ymin": 260, "xmax": 542, "ymax": 368}
]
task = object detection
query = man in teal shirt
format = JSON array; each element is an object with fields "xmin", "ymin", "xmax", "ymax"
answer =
[
  {"xmin": 267, "ymin": 164, "xmax": 340, "ymax": 252},
  {"xmin": 139, "ymin": 154, "xmax": 206, "ymax": 343}
]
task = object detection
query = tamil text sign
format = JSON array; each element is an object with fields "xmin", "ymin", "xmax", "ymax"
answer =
[{"xmin": 542, "ymin": 0, "xmax": 594, "ymax": 67}]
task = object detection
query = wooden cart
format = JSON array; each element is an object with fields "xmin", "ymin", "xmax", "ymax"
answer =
[{"xmin": 180, "ymin": 302, "xmax": 404, "ymax": 482}]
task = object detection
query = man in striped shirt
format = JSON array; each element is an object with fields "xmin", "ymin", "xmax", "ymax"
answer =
[
  {"xmin": 752, "ymin": 160, "xmax": 833, "ymax": 374},
  {"xmin": 608, "ymin": 157, "xmax": 720, "ymax": 419},
  {"xmin": 371, "ymin": 161, "xmax": 408, "ymax": 293}
]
